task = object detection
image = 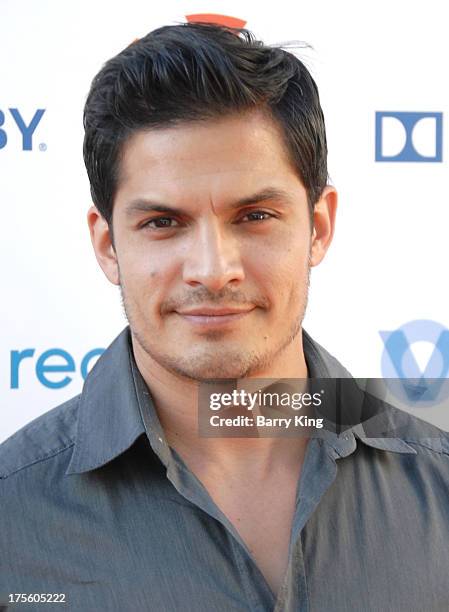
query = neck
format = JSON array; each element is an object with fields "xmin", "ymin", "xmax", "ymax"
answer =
[{"xmin": 131, "ymin": 330, "xmax": 309, "ymax": 475}]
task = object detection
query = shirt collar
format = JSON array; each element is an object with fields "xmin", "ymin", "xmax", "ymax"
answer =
[
  {"xmin": 65, "ymin": 327, "xmax": 146, "ymax": 475},
  {"xmin": 66, "ymin": 325, "xmax": 417, "ymax": 475},
  {"xmin": 302, "ymin": 328, "xmax": 417, "ymax": 456}
]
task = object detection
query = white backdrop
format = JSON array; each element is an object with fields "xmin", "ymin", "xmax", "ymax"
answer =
[{"xmin": 2, "ymin": 0, "xmax": 448, "ymax": 442}]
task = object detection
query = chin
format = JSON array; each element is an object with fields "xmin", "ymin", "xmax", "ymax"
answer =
[{"xmin": 164, "ymin": 349, "xmax": 261, "ymax": 382}]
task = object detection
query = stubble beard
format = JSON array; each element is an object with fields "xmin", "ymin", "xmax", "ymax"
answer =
[{"xmin": 118, "ymin": 265, "xmax": 311, "ymax": 382}]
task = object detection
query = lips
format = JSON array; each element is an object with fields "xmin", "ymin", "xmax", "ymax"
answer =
[
  {"xmin": 177, "ymin": 307, "xmax": 254, "ymax": 316},
  {"xmin": 175, "ymin": 306, "xmax": 255, "ymax": 328}
]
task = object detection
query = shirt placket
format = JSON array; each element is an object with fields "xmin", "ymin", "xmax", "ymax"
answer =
[
  {"xmin": 135, "ymin": 373, "xmax": 276, "ymax": 610},
  {"xmin": 274, "ymin": 438, "xmax": 342, "ymax": 612}
]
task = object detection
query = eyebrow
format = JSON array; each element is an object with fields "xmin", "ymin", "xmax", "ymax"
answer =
[{"xmin": 124, "ymin": 187, "xmax": 292, "ymax": 217}]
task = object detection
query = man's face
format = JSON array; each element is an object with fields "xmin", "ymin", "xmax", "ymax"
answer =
[{"xmin": 93, "ymin": 111, "xmax": 333, "ymax": 380}]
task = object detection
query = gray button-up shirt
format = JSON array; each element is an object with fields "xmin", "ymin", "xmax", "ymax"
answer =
[{"xmin": 1, "ymin": 327, "xmax": 449, "ymax": 611}]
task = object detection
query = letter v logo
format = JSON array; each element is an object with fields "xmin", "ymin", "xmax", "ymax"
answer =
[{"xmin": 380, "ymin": 320, "xmax": 449, "ymax": 405}]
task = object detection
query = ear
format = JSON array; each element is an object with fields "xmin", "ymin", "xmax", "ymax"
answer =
[
  {"xmin": 310, "ymin": 185, "xmax": 338, "ymax": 267},
  {"xmin": 86, "ymin": 205, "xmax": 120, "ymax": 285}
]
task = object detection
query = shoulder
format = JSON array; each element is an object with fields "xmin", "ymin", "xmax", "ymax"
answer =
[
  {"xmin": 0, "ymin": 395, "xmax": 80, "ymax": 479},
  {"xmin": 391, "ymin": 406, "xmax": 449, "ymax": 457},
  {"xmin": 357, "ymin": 397, "xmax": 449, "ymax": 469}
]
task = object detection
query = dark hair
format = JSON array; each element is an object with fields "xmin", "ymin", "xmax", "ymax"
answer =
[{"xmin": 83, "ymin": 22, "xmax": 328, "ymax": 233}]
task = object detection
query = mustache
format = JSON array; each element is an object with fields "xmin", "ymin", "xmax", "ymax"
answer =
[
  {"xmin": 118, "ymin": 259, "xmax": 311, "ymax": 318},
  {"xmin": 160, "ymin": 290, "xmax": 270, "ymax": 315}
]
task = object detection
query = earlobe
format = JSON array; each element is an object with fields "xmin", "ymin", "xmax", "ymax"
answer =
[
  {"xmin": 310, "ymin": 186, "xmax": 338, "ymax": 267},
  {"xmin": 86, "ymin": 205, "xmax": 120, "ymax": 285}
]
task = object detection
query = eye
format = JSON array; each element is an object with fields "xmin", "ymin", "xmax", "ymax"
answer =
[
  {"xmin": 143, "ymin": 217, "xmax": 180, "ymax": 229},
  {"xmin": 141, "ymin": 210, "xmax": 275, "ymax": 231},
  {"xmin": 240, "ymin": 210, "xmax": 275, "ymax": 222}
]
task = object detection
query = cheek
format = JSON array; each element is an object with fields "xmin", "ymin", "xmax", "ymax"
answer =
[
  {"xmin": 120, "ymin": 247, "xmax": 166, "ymax": 284},
  {"xmin": 120, "ymin": 261, "xmax": 161, "ymax": 304},
  {"xmin": 247, "ymin": 238, "xmax": 308, "ymax": 289},
  {"xmin": 120, "ymin": 244, "xmax": 183, "ymax": 306}
]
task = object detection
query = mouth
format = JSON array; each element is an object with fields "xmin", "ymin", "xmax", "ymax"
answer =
[{"xmin": 175, "ymin": 308, "xmax": 255, "ymax": 328}]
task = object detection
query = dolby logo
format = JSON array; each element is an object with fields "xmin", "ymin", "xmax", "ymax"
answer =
[{"xmin": 375, "ymin": 111, "xmax": 443, "ymax": 162}]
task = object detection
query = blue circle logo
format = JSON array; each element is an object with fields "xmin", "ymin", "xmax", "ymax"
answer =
[{"xmin": 380, "ymin": 319, "xmax": 449, "ymax": 407}]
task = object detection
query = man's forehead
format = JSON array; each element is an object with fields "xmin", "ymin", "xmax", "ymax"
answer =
[
  {"xmin": 113, "ymin": 112, "xmax": 303, "ymax": 214},
  {"xmin": 117, "ymin": 111, "xmax": 294, "ymax": 180}
]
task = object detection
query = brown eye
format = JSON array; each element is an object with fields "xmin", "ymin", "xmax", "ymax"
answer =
[
  {"xmin": 144, "ymin": 217, "xmax": 179, "ymax": 229},
  {"xmin": 241, "ymin": 211, "xmax": 274, "ymax": 222}
]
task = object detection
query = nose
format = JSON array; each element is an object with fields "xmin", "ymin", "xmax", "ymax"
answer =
[{"xmin": 182, "ymin": 218, "xmax": 245, "ymax": 292}]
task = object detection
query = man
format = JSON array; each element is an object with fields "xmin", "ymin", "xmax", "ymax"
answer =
[{"xmin": 1, "ymin": 23, "xmax": 449, "ymax": 612}]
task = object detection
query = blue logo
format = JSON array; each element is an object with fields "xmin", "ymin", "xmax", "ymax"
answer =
[
  {"xmin": 375, "ymin": 111, "xmax": 443, "ymax": 162},
  {"xmin": 0, "ymin": 108, "xmax": 46, "ymax": 151},
  {"xmin": 380, "ymin": 320, "xmax": 449, "ymax": 406},
  {"xmin": 10, "ymin": 347, "xmax": 104, "ymax": 389}
]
